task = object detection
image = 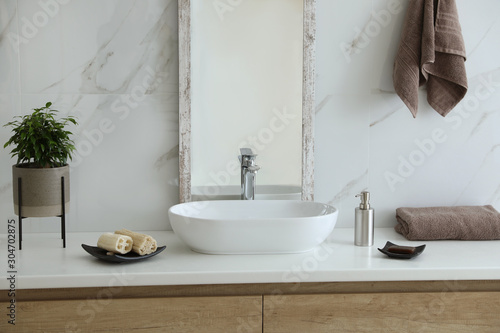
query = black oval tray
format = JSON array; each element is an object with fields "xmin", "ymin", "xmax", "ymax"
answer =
[
  {"xmin": 377, "ymin": 241, "xmax": 425, "ymax": 259},
  {"xmin": 82, "ymin": 244, "xmax": 166, "ymax": 263}
]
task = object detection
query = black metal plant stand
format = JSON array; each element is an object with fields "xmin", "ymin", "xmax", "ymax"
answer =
[{"xmin": 18, "ymin": 177, "xmax": 66, "ymax": 250}]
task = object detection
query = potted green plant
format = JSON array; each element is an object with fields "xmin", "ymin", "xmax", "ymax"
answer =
[{"xmin": 3, "ymin": 102, "xmax": 78, "ymax": 217}]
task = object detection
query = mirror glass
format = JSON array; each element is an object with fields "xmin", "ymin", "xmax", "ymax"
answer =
[
  {"xmin": 191, "ymin": 0, "xmax": 303, "ymax": 195},
  {"xmin": 178, "ymin": 0, "xmax": 315, "ymax": 202}
]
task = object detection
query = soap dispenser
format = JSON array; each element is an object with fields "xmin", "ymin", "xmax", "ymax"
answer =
[{"xmin": 354, "ymin": 191, "xmax": 374, "ymax": 246}]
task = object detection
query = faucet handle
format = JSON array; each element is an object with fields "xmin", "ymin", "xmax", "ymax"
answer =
[
  {"xmin": 240, "ymin": 148, "xmax": 257, "ymax": 157},
  {"xmin": 239, "ymin": 148, "xmax": 257, "ymax": 166}
]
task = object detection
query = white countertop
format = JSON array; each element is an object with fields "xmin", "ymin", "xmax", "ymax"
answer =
[{"xmin": 1, "ymin": 228, "xmax": 499, "ymax": 290}]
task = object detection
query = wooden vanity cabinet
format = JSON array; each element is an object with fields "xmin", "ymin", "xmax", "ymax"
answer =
[
  {"xmin": 1, "ymin": 281, "xmax": 499, "ymax": 332},
  {"xmin": 263, "ymin": 292, "xmax": 500, "ymax": 332},
  {"xmin": 1, "ymin": 295, "xmax": 262, "ymax": 333}
]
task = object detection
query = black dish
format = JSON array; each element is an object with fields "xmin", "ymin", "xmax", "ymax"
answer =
[
  {"xmin": 377, "ymin": 241, "xmax": 425, "ymax": 259},
  {"xmin": 81, "ymin": 244, "xmax": 166, "ymax": 263}
]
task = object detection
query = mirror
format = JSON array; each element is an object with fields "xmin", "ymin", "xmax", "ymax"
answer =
[{"xmin": 178, "ymin": 0, "xmax": 316, "ymax": 202}]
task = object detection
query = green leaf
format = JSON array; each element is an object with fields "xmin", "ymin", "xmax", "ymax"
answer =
[{"xmin": 3, "ymin": 102, "xmax": 78, "ymax": 168}]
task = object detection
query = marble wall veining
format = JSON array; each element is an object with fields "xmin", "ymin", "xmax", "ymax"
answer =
[
  {"xmin": 0, "ymin": 0, "xmax": 499, "ymax": 232},
  {"xmin": 0, "ymin": 0, "xmax": 179, "ymax": 232},
  {"xmin": 315, "ymin": 0, "xmax": 500, "ymax": 226}
]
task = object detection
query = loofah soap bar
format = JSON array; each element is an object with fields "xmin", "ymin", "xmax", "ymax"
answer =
[
  {"xmin": 115, "ymin": 229, "xmax": 157, "ymax": 255},
  {"xmin": 97, "ymin": 233, "xmax": 133, "ymax": 254}
]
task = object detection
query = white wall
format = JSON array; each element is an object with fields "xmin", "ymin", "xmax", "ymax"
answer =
[
  {"xmin": 0, "ymin": 0, "xmax": 499, "ymax": 232},
  {"xmin": 314, "ymin": 0, "xmax": 500, "ymax": 227},
  {"xmin": 0, "ymin": 0, "xmax": 180, "ymax": 232}
]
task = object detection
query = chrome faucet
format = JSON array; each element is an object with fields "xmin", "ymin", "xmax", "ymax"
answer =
[{"xmin": 239, "ymin": 148, "xmax": 260, "ymax": 200}]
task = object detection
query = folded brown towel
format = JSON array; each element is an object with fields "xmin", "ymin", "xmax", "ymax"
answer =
[
  {"xmin": 393, "ymin": 0, "xmax": 468, "ymax": 118},
  {"xmin": 395, "ymin": 205, "xmax": 500, "ymax": 240}
]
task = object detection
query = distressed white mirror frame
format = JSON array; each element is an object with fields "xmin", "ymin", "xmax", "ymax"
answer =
[{"xmin": 178, "ymin": 0, "xmax": 316, "ymax": 203}]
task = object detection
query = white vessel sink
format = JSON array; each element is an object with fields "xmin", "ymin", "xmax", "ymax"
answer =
[
  {"xmin": 191, "ymin": 185, "xmax": 301, "ymax": 201},
  {"xmin": 168, "ymin": 200, "xmax": 338, "ymax": 254}
]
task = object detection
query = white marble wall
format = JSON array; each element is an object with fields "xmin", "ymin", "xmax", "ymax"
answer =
[
  {"xmin": 1, "ymin": 0, "xmax": 499, "ymax": 232},
  {"xmin": 315, "ymin": 0, "xmax": 500, "ymax": 227},
  {"xmin": 0, "ymin": 0, "xmax": 179, "ymax": 232}
]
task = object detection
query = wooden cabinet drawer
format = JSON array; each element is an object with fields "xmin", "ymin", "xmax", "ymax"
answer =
[
  {"xmin": 263, "ymin": 292, "xmax": 500, "ymax": 333},
  {"xmin": 1, "ymin": 295, "xmax": 262, "ymax": 333}
]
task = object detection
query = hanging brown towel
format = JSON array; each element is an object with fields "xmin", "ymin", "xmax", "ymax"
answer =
[{"xmin": 393, "ymin": 0, "xmax": 468, "ymax": 118}]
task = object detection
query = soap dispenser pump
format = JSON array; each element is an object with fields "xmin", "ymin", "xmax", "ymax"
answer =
[{"xmin": 354, "ymin": 191, "xmax": 374, "ymax": 246}]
